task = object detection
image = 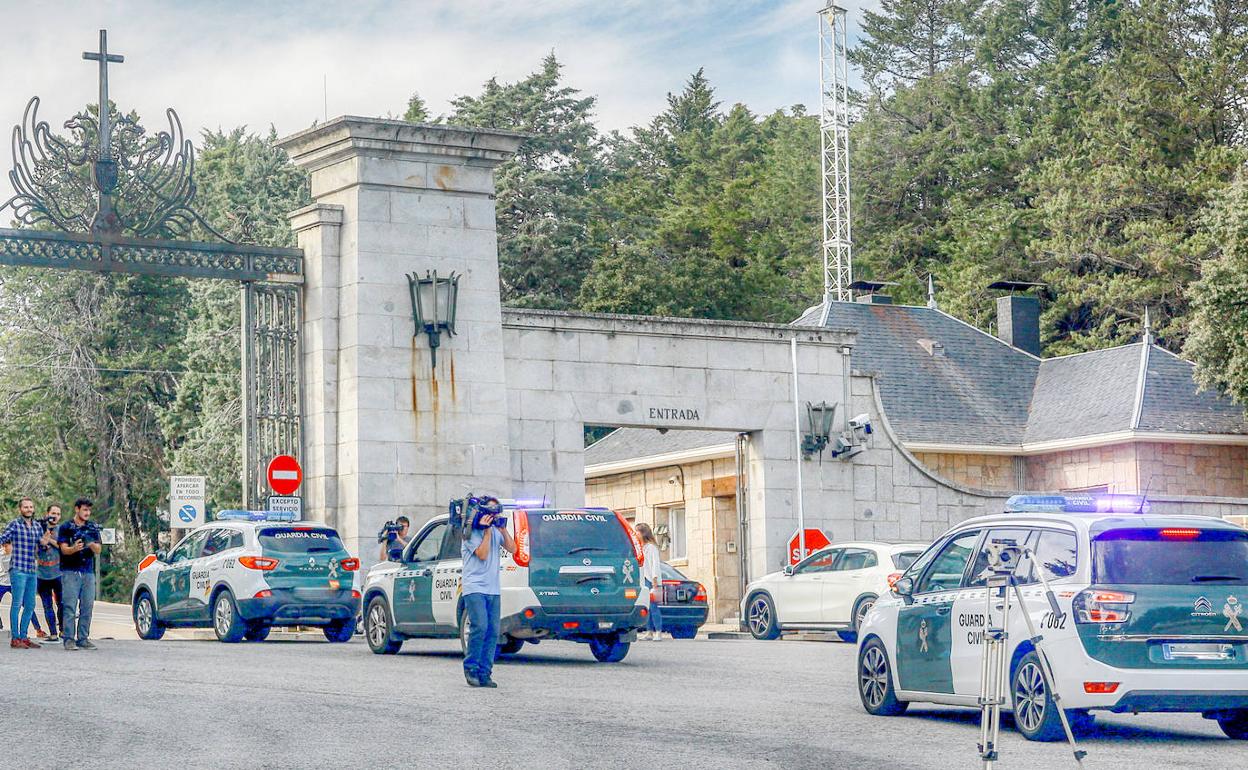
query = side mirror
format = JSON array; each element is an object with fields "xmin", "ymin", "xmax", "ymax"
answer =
[
  {"xmin": 892, "ymin": 576, "xmax": 915, "ymax": 604},
  {"xmin": 155, "ymin": 550, "xmax": 168, "ymax": 563},
  {"xmin": 783, "ymin": 565, "xmax": 795, "ymax": 577}
]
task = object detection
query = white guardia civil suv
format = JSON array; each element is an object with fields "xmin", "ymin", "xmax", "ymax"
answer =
[{"xmin": 743, "ymin": 541, "xmax": 926, "ymax": 642}]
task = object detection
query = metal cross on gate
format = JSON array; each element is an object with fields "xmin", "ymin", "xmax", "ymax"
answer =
[{"xmin": 82, "ymin": 29, "xmax": 124, "ymax": 233}]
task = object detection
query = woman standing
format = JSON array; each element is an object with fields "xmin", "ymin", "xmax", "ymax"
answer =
[{"xmin": 635, "ymin": 523, "xmax": 663, "ymax": 641}]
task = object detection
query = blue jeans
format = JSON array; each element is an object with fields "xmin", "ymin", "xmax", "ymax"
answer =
[
  {"xmin": 61, "ymin": 570, "xmax": 96, "ymax": 643},
  {"xmin": 9, "ymin": 571, "xmax": 38, "ymax": 640},
  {"xmin": 645, "ymin": 579, "xmax": 662, "ymax": 633},
  {"xmin": 462, "ymin": 592, "xmax": 500, "ymax": 681}
]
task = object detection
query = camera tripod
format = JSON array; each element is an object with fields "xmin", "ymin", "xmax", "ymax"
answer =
[{"xmin": 977, "ymin": 546, "xmax": 1087, "ymax": 769}]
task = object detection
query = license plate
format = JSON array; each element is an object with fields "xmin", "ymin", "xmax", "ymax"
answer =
[
  {"xmin": 676, "ymin": 589, "xmax": 691, "ymax": 602},
  {"xmin": 598, "ymin": 621, "xmax": 613, "ymax": 630},
  {"xmin": 1162, "ymin": 642, "xmax": 1235, "ymax": 661}
]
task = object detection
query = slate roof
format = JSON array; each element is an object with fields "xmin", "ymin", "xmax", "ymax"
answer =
[
  {"xmin": 584, "ymin": 428, "xmax": 736, "ymax": 468},
  {"xmin": 803, "ymin": 301, "xmax": 1248, "ymax": 448}
]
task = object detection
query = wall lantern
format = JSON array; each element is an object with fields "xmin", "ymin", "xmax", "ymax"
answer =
[
  {"xmin": 801, "ymin": 401, "xmax": 837, "ymax": 457},
  {"xmin": 406, "ymin": 270, "xmax": 460, "ymax": 368}
]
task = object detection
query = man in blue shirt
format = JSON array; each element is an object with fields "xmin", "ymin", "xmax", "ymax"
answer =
[
  {"xmin": 460, "ymin": 500, "xmax": 515, "ymax": 688},
  {"xmin": 0, "ymin": 497, "xmax": 55, "ymax": 648}
]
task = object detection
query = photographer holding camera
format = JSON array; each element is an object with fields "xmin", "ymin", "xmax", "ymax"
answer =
[
  {"xmin": 377, "ymin": 516, "xmax": 411, "ymax": 561},
  {"xmin": 57, "ymin": 498, "xmax": 101, "ymax": 651},
  {"xmin": 460, "ymin": 497, "xmax": 515, "ymax": 688},
  {"xmin": 35, "ymin": 504, "xmax": 64, "ymax": 643}
]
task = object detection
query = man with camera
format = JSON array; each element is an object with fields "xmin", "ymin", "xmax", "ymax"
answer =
[
  {"xmin": 460, "ymin": 498, "xmax": 515, "ymax": 688},
  {"xmin": 377, "ymin": 516, "xmax": 411, "ymax": 561},
  {"xmin": 36, "ymin": 504, "xmax": 64, "ymax": 643},
  {"xmin": 0, "ymin": 497, "xmax": 53, "ymax": 648},
  {"xmin": 58, "ymin": 498, "xmax": 101, "ymax": 651}
]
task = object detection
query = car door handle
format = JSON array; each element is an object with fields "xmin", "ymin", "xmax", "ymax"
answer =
[
  {"xmin": 936, "ymin": 606, "xmax": 952, "ymax": 616},
  {"xmin": 414, "ymin": 569, "xmax": 431, "ymax": 577}
]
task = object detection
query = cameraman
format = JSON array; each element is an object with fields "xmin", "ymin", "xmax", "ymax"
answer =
[
  {"xmin": 460, "ymin": 500, "xmax": 515, "ymax": 688},
  {"xmin": 57, "ymin": 498, "xmax": 101, "ymax": 651},
  {"xmin": 36, "ymin": 505, "xmax": 63, "ymax": 643},
  {"xmin": 377, "ymin": 516, "xmax": 411, "ymax": 561}
]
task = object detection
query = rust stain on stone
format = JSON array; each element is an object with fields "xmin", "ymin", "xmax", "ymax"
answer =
[
  {"xmin": 433, "ymin": 164, "xmax": 454, "ymax": 191},
  {"xmin": 410, "ymin": 337, "xmax": 420, "ymax": 424},
  {"xmin": 449, "ymin": 351, "xmax": 458, "ymax": 403}
]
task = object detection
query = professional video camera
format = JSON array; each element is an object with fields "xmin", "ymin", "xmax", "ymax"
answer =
[
  {"xmin": 72, "ymin": 520, "xmax": 102, "ymax": 546},
  {"xmin": 377, "ymin": 520, "xmax": 404, "ymax": 544},
  {"xmin": 39, "ymin": 515, "xmax": 59, "ymax": 532},
  {"xmin": 449, "ymin": 495, "xmax": 506, "ymax": 533}
]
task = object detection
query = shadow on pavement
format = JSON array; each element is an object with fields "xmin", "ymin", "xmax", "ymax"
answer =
[{"xmin": 899, "ymin": 707, "xmax": 1227, "ymax": 744}]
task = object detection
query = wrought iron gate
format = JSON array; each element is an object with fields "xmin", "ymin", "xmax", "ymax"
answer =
[{"xmin": 0, "ymin": 30, "xmax": 303, "ymax": 508}]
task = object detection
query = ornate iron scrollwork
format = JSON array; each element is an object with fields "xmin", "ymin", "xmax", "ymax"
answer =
[{"xmin": 2, "ymin": 96, "xmax": 229, "ymax": 241}]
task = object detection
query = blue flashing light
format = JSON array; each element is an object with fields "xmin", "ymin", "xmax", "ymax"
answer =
[
  {"xmin": 501, "ymin": 498, "xmax": 547, "ymax": 509},
  {"xmin": 215, "ymin": 510, "xmax": 298, "ymax": 522},
  {"xmin": 1005, "ymin": 494, "xmax": 1149, "ymax": 515}
]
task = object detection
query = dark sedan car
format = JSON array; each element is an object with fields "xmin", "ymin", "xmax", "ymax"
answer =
[{"xmin": 653, "ymin": 562, "xmax": 708, "ymax": 639}]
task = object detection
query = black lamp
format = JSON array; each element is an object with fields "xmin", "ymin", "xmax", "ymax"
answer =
[
  {"xmin": 801, "ymin": 401, "xmax": 837, "ymax": 457},
  {"xmin": 406, "ymin": 269, "xmax": 459, "ymax": 368}
]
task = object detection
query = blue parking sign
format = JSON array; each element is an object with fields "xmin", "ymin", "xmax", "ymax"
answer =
[{"xmin": 178, "ymin": 504, "xmax": 197, "ymax": 523}]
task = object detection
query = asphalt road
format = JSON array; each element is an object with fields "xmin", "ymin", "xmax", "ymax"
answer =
[{"xmin": 1, "ymin": 631, "xmax": 1243, "ymax": 769}]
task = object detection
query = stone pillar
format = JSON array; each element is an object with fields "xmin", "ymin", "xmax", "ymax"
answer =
[{"xmin": 279, "ymin": 117, "xmax": 524, "ymax": 561}]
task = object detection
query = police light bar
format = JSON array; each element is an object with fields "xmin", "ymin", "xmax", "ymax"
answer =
[
  {"xmin": 215, "ymin": 510, "xmax": 299, "ymax": 522},
  {"xmin": 1004, "ymin": 494, "xmax": 1148, "ymax": 514},
  {"xmin": 501, "ymin": 498, "xmax": 547, "ymax": 509}
]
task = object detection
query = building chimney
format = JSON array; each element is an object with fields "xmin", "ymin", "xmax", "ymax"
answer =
[
  {"xmin": 849, "ymin": 279, "xmax": 896, "ymax": 305},
  {"xmin": 996, "ymin": 295, "xmax": 1041, "ymax": 356}
]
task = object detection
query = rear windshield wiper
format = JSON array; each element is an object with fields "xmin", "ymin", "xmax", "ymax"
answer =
[
  {"xmin": 568, "ymin": 546, "xmax": 608, "ymax": 554},
  {"xmin": 576, "ymin": 575, "xmax": 609, "ymax": 584},
  {"xmin": 1192, "ymin": 575, "xmax": 1243, "ymax": 582}
]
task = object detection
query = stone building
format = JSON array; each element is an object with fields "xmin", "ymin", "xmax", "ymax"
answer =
[{"xmin": 585, "ymin": 294, "xmax": 1248, "ymax": 623}]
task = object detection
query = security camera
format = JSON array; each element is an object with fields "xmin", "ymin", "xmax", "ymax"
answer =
[{"xmin": 848, "ymin": 414, "xmax": 872, "ymax": 432}]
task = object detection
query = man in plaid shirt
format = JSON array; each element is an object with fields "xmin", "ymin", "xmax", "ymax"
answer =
[{"xmin": 1, "ymin": 497, "xmax": 56, "ymax": 648}]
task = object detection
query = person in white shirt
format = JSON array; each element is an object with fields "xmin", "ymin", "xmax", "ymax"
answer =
[{"xmin": 635, "ymin": 523, "xmax": 663, "ymax": 641}]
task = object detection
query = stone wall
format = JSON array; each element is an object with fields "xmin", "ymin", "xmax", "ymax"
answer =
[
  {"xmin": 1135, "ymin": 442, "xmax": 1248, "ymax": 498},
  {"xmin": 1024, "ymin": 444, "xmax": 1138, "ymax": 493},
  {"xmin": 911, "ymin": 452, "xmax": 1018, "ymax": 491}
]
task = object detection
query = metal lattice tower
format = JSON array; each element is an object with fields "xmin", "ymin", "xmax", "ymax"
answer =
[{"xmin": 819, "ymin": 4, "xmax": 852, "ymax": 302}]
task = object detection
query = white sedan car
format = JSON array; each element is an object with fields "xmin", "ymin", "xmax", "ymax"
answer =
[{"xmin": 743, "ymin": 541, "xmax": 926, "ymax": 642}]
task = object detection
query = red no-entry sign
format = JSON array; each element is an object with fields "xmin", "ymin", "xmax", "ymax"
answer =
[
  {"xmin": 789, "ymin": 528, "xmax": 832, "ymax": 565},
  {"xmin": 266, "ymin": 455, "xmax": 303, "ymax": 496}
]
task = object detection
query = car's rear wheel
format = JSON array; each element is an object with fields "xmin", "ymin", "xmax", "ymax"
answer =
[
  {"xmin": 244, "ymin": 623, "xmax": 271, "ymax": 642},
  {"xmin": 498, "ymin": 635, "xmax": 524, "ymax": 656},
  {"xmin": 1217, "ymin": 710, "xmax": 1248, "ymax": 740},
  {"xmin": 212, "ymin": 591, "xmax": 246, "ymax": 643},
  {"xmin": 323, "ymin": 619, "xmax": 354, "ymax": 643},
  {"xmin": 669, "ymin": 626, "xmax": 697, "ymax": 640},
  {"xmin": 746, "ymin": 593, "xmax": 781, "ymax": 640},
  {"xmin": 858, "ymin": 638, "xmax": 908, "ymax": 716},
  {"xmin": 1011, "ymin": 652, "xmax": 1065, "ymax": 741},
  {"xmin": 589, "ymin": 633, "xmax": 630, "ymax": 662},
  {"xmin": 365, "ymin": 596, "xmax": 402, "ymax": 654},
  {"xmin": 133, "ymin": 592, "xmax": 166, "ymax": 641}
]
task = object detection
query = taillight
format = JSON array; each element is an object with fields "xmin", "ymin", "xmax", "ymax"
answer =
[
  {"xmin": 339, "ymin": 558, "xmax": 359, "ymax": 572},
  {"xmin": 513, "ymin": 510, "xmax": 531, "ymax": 567},
  {"xmin": 562, "ymin": 621, "xmax": 579, "ymax": 629},
  {"xmin": 523, "ymin": 608, "xmax": 536, "ymax": 619},
  {"xmin": 1084, "ymin": 682, "xmax": 1120, "ymax": 694},
  {"xmin": 351, "ymin": 590, "xmax": 361, "ymax": 599},
  {"xmin": 887, "ymin": 572, "xmax": 902, "ymax": 588},
  {"xmin": 138, "ymin": 554, "xmax": 157, "ymax": 571},
  {"xmin": 694, "ymin": 583, "xmax": 707, "ymax": 603},
  {"xmin": 1159, "ymin": 528, "xmax": 1201, "ymax": 540},
  {"xmin": 661, "ymin": 580, "xmax": 682, "ymax": 586},
  {"xmin": 615, "ymin": 509, "xmax": 644, "ymax": 565},
  {"xmin": 239, "ymin": 556, "xmax": 279, "ymax": 571},
  {"xmin": 639, "ymin": 607, "xmax": 648, "ymax": 618},
  {"xmin": 1073, "ymin": 588, "xmax": 1135, "ymax": 624},
  {"xmin": 254, "ymin": 590, "xmax": 273, "ymax": 599}
]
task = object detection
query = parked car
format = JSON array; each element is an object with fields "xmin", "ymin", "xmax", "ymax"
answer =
[
  {"xmin": 654, "ymin": 562, "xmax": 708, "ymax": 639},
  {"xmin": 742, "ymin": 541, "xmax": 926, "ymax": 642}
]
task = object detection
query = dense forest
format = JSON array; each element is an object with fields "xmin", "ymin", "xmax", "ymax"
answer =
[{"xmin": 1, "ymin": 0, "xmax": 1246, "ymax": 597}]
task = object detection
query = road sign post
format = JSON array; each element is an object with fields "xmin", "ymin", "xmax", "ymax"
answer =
[{"xmin": 788, "ymin": 528, "xmax": 831, "ymax": 565}]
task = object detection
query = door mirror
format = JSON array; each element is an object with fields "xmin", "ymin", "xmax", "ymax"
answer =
[
  {"xmin": 892, "ymin": 576, "xmax": 915, "ymax": 603},
  {"xmin": 155, "ymin": 550, "xmax": 168, "ymax": 563},
  {"xmin": 783, "ymin": 564, "xmax": 795, "ymax": 577}
]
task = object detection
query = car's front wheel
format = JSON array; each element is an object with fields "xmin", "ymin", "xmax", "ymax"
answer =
[
  {"xmin": 365, "ymin": 596, "xmax": 403, "ymax": 654},
  {"xmin": 1011, "ymin": 652, "xmax": 1066, "ymax": 741},
  {"xmin": 212, "ymin": 591, "xmax": 246, "ymax": 643},
  {"xmin": 858, "ymin": 638, "xmax": 908, "ymax": 716},
  {"xmin": 746, "ymin": 593, "xmax": 781, "ymax": 640},
  {"xmin": 1218, "ymin": 710, "xmax": 1248, "ymax": 740},
  {"xmin": 323, "ymin": 619, "xmax": 354, "ymax": 643},
  {"xmin": 133, "ymin": 592, "xmax": 165, "ymax": 641},
  {"xmin": 588, "ymin": 633, "xmax": 630, "ymax": 662}
]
